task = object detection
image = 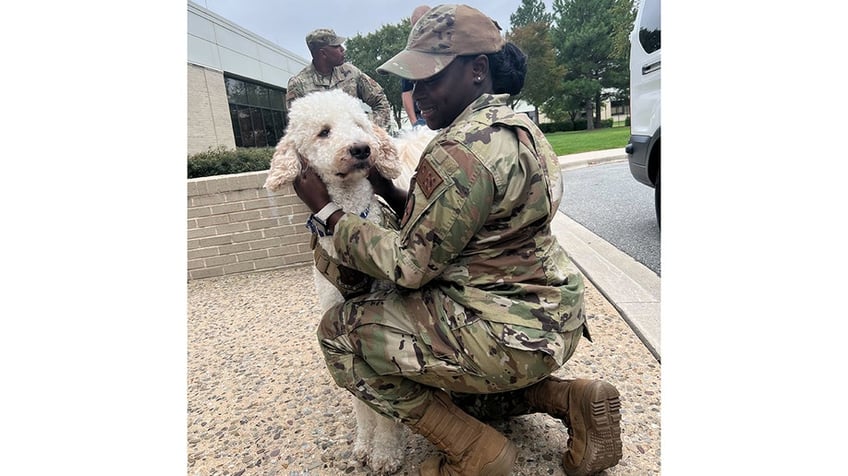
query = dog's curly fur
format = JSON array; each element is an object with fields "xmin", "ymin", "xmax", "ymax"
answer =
[{"xmin": 264, "ymin": 89, "xmax": 435, "ymax": 474}]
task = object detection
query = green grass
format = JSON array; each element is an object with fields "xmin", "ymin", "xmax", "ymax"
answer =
[{"xmin": 544, "ymin": 126, "xmax": 630, "ymax": 156}]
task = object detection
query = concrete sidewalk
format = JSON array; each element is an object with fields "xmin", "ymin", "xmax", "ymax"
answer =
[{"xmin": 555, "ymin": 147, "xmax": 661, "ymax": 362}]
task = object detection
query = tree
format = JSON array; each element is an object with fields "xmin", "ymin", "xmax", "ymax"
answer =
[
  {"xmin": 507, "ymin": 22, "xmax": 566, "ymax": 120},
  {"xmin": 510, "ymin": 0, "xmax": 552, "ymax": 29},
  {"xmin": 608, "ymin": 0, "xmax": 638, "ymax": 105},
  {"xmin": 343, "ymin": 21, "xmax": 412, "ymax": 129},
  {"xmin": 610, "ymin": 0, "xmax": 637, "ymax": 62},
  {"xmin": 550, "ymin": 0, "xmax": 633, "ymax": 129}
]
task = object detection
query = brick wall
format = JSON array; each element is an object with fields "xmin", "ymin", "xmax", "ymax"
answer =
[{"xmin": 187, "ymin": 171, "xmax": 313, "ymax": 280}]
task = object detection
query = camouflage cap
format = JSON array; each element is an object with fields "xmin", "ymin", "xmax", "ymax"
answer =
[
  {"xmin": 377, "ymin": 4, "xmax": 505, "ymax": 80},
  {"xmin": 306, "ymin": 28, "xmax": 346, "ymax": 49}
]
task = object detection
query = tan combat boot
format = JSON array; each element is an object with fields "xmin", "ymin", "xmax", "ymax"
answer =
[
  {"xmin": 524, "ymin": 377, "xmax": 622, "ymax": 476},
  {"xmin": 412, "ymin": 390, "xmax": 518, "ymax": 476}
]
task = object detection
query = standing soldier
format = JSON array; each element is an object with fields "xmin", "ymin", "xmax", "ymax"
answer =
[{"xmin": 286, "ymin": 28, "xmax": 392, "ymax": 130}]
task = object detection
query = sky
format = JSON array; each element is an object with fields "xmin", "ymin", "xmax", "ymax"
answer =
[{"xmin": 195, "ymin": 0, "xmax": 553, "ymax": 60}]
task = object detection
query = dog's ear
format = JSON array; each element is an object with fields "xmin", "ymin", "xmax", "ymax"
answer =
[
  {"xmin": 370, "ymin": 122, "xmax": 401, "ymax": 180},
  {"xmin": 264, "ymin": 136, "xmax": 301, "ymax": 192}
]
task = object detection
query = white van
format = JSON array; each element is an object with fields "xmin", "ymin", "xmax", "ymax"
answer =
[{"xmin": 625, "ymin": 0, "xmax": 661, "ymax": 224}]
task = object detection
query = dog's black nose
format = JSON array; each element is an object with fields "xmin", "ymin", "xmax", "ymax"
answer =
[{"xmin": 349, "ymin": 143, "xmax": 371, "ymax": 161}]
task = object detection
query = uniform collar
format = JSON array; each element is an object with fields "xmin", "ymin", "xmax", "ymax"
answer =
[
  {"xmin": 309, "ymin": 62, "xmax": 338, "ymax": 84},
  {"xmin": 447, "ymin": 93, "xmax": 512, "ymax": 129}
]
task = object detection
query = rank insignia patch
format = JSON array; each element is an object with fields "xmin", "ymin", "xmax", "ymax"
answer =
[{"xmin": 416, "ymin": 160, "xmax": 443, "ymax": 199}]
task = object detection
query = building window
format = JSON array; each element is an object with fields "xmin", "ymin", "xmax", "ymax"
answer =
[
  {"xmin": 610, "ymin": 100, "xmax": 630, "ymax": 117},
  {"xmin": 224, "ymin": 75, "xmax": 287, "ymax": 148}
]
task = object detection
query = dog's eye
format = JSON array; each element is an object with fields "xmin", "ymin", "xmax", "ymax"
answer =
[{"xmin": 318, "ymin": 128, "xmax": 330, "ymax": 138}]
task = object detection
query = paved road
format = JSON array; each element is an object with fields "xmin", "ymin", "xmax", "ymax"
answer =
[{"xmin": 560, "ymin": 160, "xmax": 661, "ymax": 276}]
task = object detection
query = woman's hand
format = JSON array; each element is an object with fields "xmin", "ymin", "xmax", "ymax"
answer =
[
  {"xmin": 367, "ymin": 164, "xmax": 396, "ymax": 198},
  {"xmin": 292, "ymin": 161, "xmax": 331, "ymax": 213},
  {"xmin": 367, "ymin": 164, "xmax": 409, "ymax": 218}
]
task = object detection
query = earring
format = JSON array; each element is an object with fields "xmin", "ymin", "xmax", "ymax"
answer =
[{"xmin": 476, "ymin": 76, "xmax": 482, "ymax": 81}]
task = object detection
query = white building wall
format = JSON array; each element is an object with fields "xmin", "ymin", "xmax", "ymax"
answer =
[
  {"xmin": 187, "ymin": 1, "xmax": 307, "ymax": 89},
  {"xmin": 187, "ymin": 1, "xmax": 309, "ymax": 155}
]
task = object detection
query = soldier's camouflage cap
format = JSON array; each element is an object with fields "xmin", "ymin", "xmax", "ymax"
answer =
[
  {"xmin": 306, "ymin": 28, "xmax": 346, "ymax": 49},
  {"xmin": 377, "ymin": 4, "xmax": 505, "ymax": 81}
]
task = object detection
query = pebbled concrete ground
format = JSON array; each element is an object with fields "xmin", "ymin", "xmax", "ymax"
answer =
[{"xmin": 187, "ymin": 265, "xmax": 661, "ymax": 475}]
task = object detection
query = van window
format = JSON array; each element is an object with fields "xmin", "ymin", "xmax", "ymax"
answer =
[{"xmin": 639, "ymin": 0, "xmax": 661, "ymax": 54}]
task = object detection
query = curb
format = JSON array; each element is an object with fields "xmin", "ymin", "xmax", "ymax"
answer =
[
  {"xmin": 559, "ymin": 148, "xmax": 627, "ymax": 171},
  {"xmin": 551, "ymin": 213, "xmax": 661, "ymax": 362}
]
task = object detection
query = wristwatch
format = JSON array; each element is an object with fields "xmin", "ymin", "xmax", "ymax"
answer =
[{"xmin": 306, "ymin": 202, "xmax": 342, "ymax": 237}]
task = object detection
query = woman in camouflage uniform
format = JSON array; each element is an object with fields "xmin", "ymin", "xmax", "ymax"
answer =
[{"xmin": 293, "ymin": 5, "xmax": 622, "ymax": 475}]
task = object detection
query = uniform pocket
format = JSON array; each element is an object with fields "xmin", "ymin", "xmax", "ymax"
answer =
[
  {"xmin": 406, "ymin": 290, "xmax": 487, "ymax": 377},
  {"xmin": 497, "ymin": 322, "xmax": 583, "ymax": 368}
]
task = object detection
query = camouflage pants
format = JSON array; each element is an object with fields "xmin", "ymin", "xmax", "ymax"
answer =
[{"xmin": 316, "ymin": 285, "xmax": 585, "ymax": 424}]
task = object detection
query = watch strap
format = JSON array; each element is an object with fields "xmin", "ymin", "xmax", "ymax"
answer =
[
  {"xmin": 314, "ymin": 202, "xmax": 342, "ymax": 224},
  {"xmin": 306, "ymin": 202, "xmax": 342, "ymax": 237}
]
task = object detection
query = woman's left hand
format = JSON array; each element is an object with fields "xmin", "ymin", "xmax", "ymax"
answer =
[{"xmin": 292, "ymin": 161, "xmax": 331, "ymax": 213}]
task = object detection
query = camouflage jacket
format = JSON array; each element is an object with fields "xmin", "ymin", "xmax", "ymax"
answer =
[
  {"xmin": 332, "ymin": 94, "xmax": 585, "ymax": 333},
  {"xmin": 285, "ymin": 62, "xmax": 392, "ymax": 130}
]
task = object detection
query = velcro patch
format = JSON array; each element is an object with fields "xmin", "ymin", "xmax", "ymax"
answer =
[
  {"xmin": 399, "ymin": 190, "xmax": 415, "ymax": 228},
  {"xmin": 416, "ymin": 160, "xmax": 443, "ymax": 199}
]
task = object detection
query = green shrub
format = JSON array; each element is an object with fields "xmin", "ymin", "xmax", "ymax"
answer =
[
  {"xmin": 187, "ymin": 146, "xmax": 274, "ymax": 178},
  {"xmin": 539, "ymin": 121, "xmax": 575, "ymax": 133},
  {"xmin": 540, "ymin": 120, "xmax": 598, "ymax": 132},
  {"xmin": 538, "ymin": 122, "xmax": 556, "ymax": 133},
  {"xmin": 599, "ymin": 119, "xmax": 614, "ymax": 129}
]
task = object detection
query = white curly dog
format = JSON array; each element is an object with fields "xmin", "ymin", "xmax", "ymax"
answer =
[{"xmin": 264, "ymin": 89, "xmax": 434, "ymax": 474}]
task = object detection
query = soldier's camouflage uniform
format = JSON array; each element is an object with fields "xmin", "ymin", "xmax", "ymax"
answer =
[
  {"xmin": 317, "ymin": 93, "xmax": 589, "ymax": 424},
  {"xmin": 285, "ymin": 62, "xmax": 392, "ymax": 131}
]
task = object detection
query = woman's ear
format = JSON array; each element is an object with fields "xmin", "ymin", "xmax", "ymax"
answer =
[
  {"xmin": 264, "ymin": 137, "xmax": 302, "ymax": 192},
  {"xmin": 471, "ymin": 54, "xmax": 490, "ymax": 83}
]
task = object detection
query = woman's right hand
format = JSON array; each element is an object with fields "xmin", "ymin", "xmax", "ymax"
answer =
[
  {"xmin": 367, "ymin": 165, "xmax": 408, "ymax": 217},
  {"xmin": 367, "ymin": 164, "xmax": 397, "ymax": 198}
]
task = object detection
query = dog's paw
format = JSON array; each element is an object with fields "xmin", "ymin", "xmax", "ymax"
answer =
[
  {"xmin": 367, "ymin": 455, "xmax": 404, "ymax": 475},
  {"xmin": 367, "ymin": 451, "xmax": 404, "ymax": 475},
  {"xmin": 351, "ymin": 434, "xmax": 370, "ymax": 466},
  {"xmin": 366, "ymin": 421, "xmax": 407, "ymax": 474}
]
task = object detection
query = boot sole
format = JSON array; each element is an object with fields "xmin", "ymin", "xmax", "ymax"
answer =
[{"xmin": 566, "ymin": 381, "xmax": 623, "ymax": 476}]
